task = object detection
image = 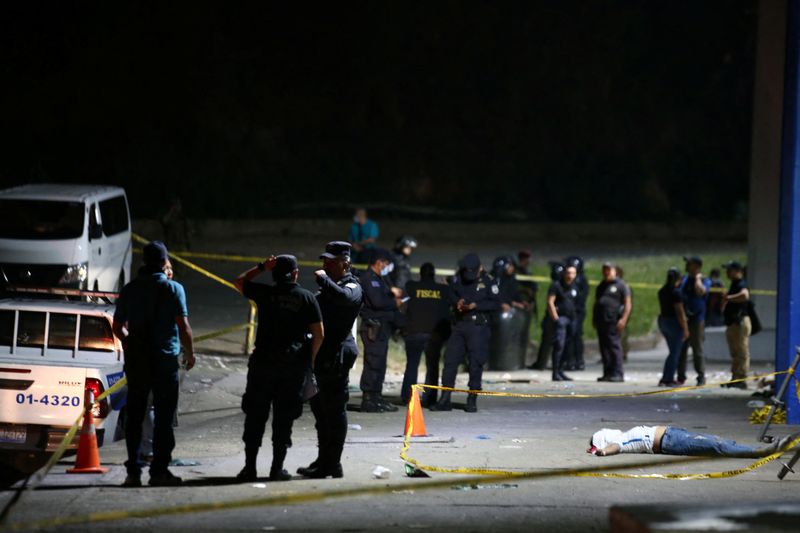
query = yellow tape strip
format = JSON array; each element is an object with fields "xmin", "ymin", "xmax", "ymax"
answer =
[
  {"xmin": 129, "ymin": 241, "xmax": 778, "ymax": 295},
  {"xmin": 8, "ymin": 452, "xmax": 776, "ymax": 531},
  {"xmin": 31, "ymin": 376, "xmax": 128, "ymax": 487},
  {"xmin": 193, "ymin": 322, "xmax": 254, "ymax": 343}
]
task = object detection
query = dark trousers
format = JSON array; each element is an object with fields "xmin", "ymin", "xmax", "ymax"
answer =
[
  {"xmin": 597, "ymin": 321, "xmax": 624, "ymax": 378},
  {"xmin": 125, "ymin": 356, "xmax": 180, "ymax": 476},
  {"xmin": 563, "ymin": 310, "xmax": 585, "ymax": 369},
  {"xmin": 359, "ymin": 321, "xmax": 390, "ymax": 394},
  {"xmin": 678, "ymin": 318, "xmax": 706, "ymax": 381},
  {"xmin": 551, "ymin": 316, "xmax": 574, "ymax": 376},
  {"xmin": 241, "ymin": 364, "xmax": 304, "ymax": 453},
  {"xmin": 533, "ymin": 316, "xmax": 554, "ymax": 369},
  {"xmin": 401, "ymin": 332, "xmax": 445, "ymax": 403},
  {"xmin": 442, "ymin": 322, "xmax": 490, "ymax": 391},
  {"xmin": 310, "ymin": 342, "xmax": 356, "ymax": 467}
]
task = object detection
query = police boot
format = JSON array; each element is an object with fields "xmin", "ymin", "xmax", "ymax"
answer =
[
  {"xmin": 420, "ymin": 391, "xmax": 437, "ymax": 408},
  {"xmin": 464, "ymin": 393, "xmax": 478, "ymax": 413},
  {"xmin": 296, "ymin": 459, "xmax": 319, "ymax": 477},
  {"xmin": 269, "ymin": 445, "xmax": 291, "ymax": 482},
  {"xmin": 429, "ymin": 391, "xmax": 452, "ymax": 411},
  {"xmin": 236, "ymin": 446, "xmax": 258, "ymax": 482},
  {"xmin": 361, "ymin": 393, "xmax": 383, "ymax": 413},
  {"xmin": 376, "ymin": 394, "xmax": 399, "ymax": 412}
]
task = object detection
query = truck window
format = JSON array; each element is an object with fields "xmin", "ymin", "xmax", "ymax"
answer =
[
  {"xmin": 17, "ymin": 311, "xmax": 45, "ymax": 348},
  {"xmin": 0, "ymin": 199, "xmax": 84, "ymax": 240},
  {"xmin": 79, "ymin": 316, "xmax": 115, "ymax": 352},
  {"xmin": 99, "ymin": 196, "xmax": 130, "ymax": 236},
  {"xmin": 48, "ymin": 313, "xmax": 77, "ymax": 351},
  {"xmin": 0, "ymin": 310, "xmax": 13, "ymax": 346}
]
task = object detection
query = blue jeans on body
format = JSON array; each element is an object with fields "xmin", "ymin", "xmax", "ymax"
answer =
[
  {"xmin": 660, "ymin": 427, "xmax": 762, "ymax": 457},
  {"xmin": 658, "ymin": 316, "xmax": 684, "ymax": 383}
]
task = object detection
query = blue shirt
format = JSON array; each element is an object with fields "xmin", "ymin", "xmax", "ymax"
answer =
[
  {"xmin": 680, "ymin": 275, "xmax": 711, "ymax": 322},
  {"xmin": 348, "ymin": 219, "xmax": 379, "ymax": 248},
  {"xmin": 114, "ymin": 271, "xmax": 189, "ymax": 357}
]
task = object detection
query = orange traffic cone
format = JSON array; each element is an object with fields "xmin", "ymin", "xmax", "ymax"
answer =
[
  {"xmin": 67, "ymin": 389, "xmax": 109, "ymax": 474},
  {"xmin": 404, "ymin": 387, "xmax": 428, "ymax": 437}
]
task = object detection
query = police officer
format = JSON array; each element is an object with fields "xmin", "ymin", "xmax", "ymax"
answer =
[
  {"xmin": 233, "ymin": 255, "xmax": 324, "ymax": 482},
  {"xmin": 389, "ymin": 235, "xmax": 418, "ymax": 292},
  {"xmin": 359, "ymin": 248, "xmax": 403, "ymax": 412},
  {"xmin": 431, "ymin": 253, "xmax": 500, "ymax": 413},
  {"xmin": 563, "ymin": 256, "xmax": 589, "ymax": 371},
  {"xmin": 298, "ymin": 241, "xmax": 363, "ymax": 479},
  {"xmin": 593, "ymin": 262, "xmax": 632, "ymax": 382},
  {"xmin": 401, "ymin": 262, "xmax": 451, "ymax": 406},
  {"xmin": 547, "ymin": 264, "xmax": 579, "ymax": 381},
  {"xmin": 529, "ymin": 262, "xmax": 563, "ymax": 370}
]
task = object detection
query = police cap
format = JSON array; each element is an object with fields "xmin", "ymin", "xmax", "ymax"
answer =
[
  {"xmin": 320, "ymin": 241, "xmax": 352, "ymax": 260},
  {"xmin": 722, "ymin": 260, "xmax": 743, "ymax": 271}
]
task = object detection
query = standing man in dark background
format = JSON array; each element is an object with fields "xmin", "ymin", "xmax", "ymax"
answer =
[
  {"xmin": 348, "ymin": 208, "xmax": 379, "ymax": 264},
  {"xmin": 563, "ymin": 256, "xmax": 589, "ymax": 371},
  {"xmin": 593, "ymin": 262, "xmax": 632, "ymax": 382},
  {"xmin": 233, "ymin": 255, "xmax": 324, "ymax": 482},
  {"xmin": 721, "ymin": 261, "xmax": 751, "ymax": 389},
  {"xmin": 431, "ymin": 253, "xmax": 500, "ymax": 413},
  {"xmin": 298, "ymin": 241, "xmax": 363, "ymax": 479},
  {"xmin": 389, "ymin": 235, "xmax": 417, "ymax": 292},
  {"xmin": 359, "ymin": 248, "xmax": 402, "ymax": 413},
  {"xmin": 529, "ymin": 262, "xmax": 564, "ymax": 371},
  {"xmin": 401, "ymin": 262, "xmax": 451, "ymax": 407},
  {"xmin": 547, "ymin": 264, "xmax": 579, "ymax": 382},
  {"xmin": 678, "ymin": 256, "xmax": 711, "ymax": 386},
  {"xmin": 113, "ymin": 241, "xmax": 195, "ymax": 488}
]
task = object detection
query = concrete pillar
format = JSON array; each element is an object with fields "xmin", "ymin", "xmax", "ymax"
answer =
[
  {"xmin": 747, "ymin": 0, "xmax": 786, "ymax": 333},
  {"xmin": 776, "ymin": 0, "xmax": 800, "ymax": 424}
]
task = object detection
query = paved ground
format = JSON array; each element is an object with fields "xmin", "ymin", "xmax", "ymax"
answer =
[{"xmin": 2, "ymin": 343, "xmax": 798, "ymax": 532}]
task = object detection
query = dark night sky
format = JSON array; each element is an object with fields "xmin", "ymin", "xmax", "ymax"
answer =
[{"xmin": 0, "ymin": 1, "xmax": 756, "ymax": 221}]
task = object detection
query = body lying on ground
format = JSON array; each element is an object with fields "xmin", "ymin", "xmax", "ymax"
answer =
[{"xmin": 588, "ymin": 425, "xmax": 798, "ymax": 458}]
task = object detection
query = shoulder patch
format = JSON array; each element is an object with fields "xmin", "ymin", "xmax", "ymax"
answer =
[
  {"xmin": 371, "ymin": 281, "xmax": 381, "ymax": 287},
  {"xmin": 345, "ymin": 282, "xmax": 359, "ymax": 289}
]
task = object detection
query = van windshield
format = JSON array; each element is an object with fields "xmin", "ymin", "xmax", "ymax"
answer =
[{"xmin": 0, "ymin": 199, "xmax": 85, "ymax": 240}]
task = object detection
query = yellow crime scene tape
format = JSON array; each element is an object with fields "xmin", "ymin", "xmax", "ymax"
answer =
[{"xmin": 129, "ymin": 235, "xmax": 778, "ymax": 296}]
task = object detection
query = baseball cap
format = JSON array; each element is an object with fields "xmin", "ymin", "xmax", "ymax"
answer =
[
  {"xmin": 601, "ymin": 261, "xmax": 614, "ymax": 269},
  {"xmin": 458, "ymin": 253, "xmax": 481, "ymax": 270},
  {"xmin": 722, "ymin": 260, "xmax": 744, "ymax": 271},
  {"xmin": 143, "ymin": 241, "xmax": 169, "ymax": 266},
  {"xmin": 273, "ymin": 254, "xmax": 299, "ymax": 277},
  {"xmin": 683, "ymin": 256, "xmax": 703, "ymax": 267},
  {"xmin": 320, "ymin": 241, "xmax": 352, "ymax": 260}
]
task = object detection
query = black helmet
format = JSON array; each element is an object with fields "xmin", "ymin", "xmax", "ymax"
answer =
[
  {"xmin": 564, "ymin": 256, "xmax": 584, "ymax": 272},
  {"xmin": 549, "ymin": 261, "xmax": 565, "ymax": 281},
  {"xmin": 492, "ymin": 255, "xmax": 514, "ymax": 278},
  {"xmin": 394, "ymin": 235, "xmax": 418, "ymax": 253}
]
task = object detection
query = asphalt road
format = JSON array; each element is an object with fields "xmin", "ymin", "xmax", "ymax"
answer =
[{"xmin": 2, "ymin": 346, "xmax": 798, "ymax": 532}]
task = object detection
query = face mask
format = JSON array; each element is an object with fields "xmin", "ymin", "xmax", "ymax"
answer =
[{"xmin": 380, "ymin": 263, "xmax": 394, "ymax": 277}]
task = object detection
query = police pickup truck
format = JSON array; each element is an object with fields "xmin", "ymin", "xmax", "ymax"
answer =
[{"xmin": 0, "ymin": 291, "xmax": 125, "ymax": 453}]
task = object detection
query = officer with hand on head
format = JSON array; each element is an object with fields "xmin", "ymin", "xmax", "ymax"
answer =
[
  {"xmin": 297, "ymin": 241, "xmax": 363, "ymax": 479},
  {"xmin": 233, "ymin": 255, "xmax": 324, "ymax": 482},
  {"xmin": 389, "ymin": 235, "xmax": 417, "ymax": 292},
  {"xmin": 431, "ymin": 253, "xmax": 500, "ymax": 413},
  {"xmin": 359, "ymin": 248, "xmax": 403, "ymax": 412}
]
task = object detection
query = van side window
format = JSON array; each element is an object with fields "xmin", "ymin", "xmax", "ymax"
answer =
[
  {"xmin": 0, "ymin": 310, "xmax": 13, "ymax": 346},
  {"xmin": 48, "ymin": 313, "xmax": 77, "ymax": 350},
  {"xmin": 17, "ymin": 311, "xmax": 45, "ymax": 348},
  {"xmin": 99, "ymin": 196, "xmax": 130, "ymax": 237},
  {"xmin": 79, "ymin": 316, "xmax": 115, "ymax": 352}
]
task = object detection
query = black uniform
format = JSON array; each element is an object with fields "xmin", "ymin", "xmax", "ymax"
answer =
[
  {"xmin": 549, "ymin": 278, "xmax": 578, "ymax": 379},
  {"xmin": 441, "ymin": 271, "xmax": 501, "ymax": 392},
  {"xmin": 593, "ymin": 278, "xmax": 630, "ymax": 380},
  {"xmin": 401, "ymin": 278, "xmax": 451, "ymax": 404},
  {"xmin": 310, "ymin": 272, "xmax": 363, "ymax": 472},
  {"xmin": 564, "ymin": 273, "xmax": 589, "ymax": 370},
  {"xmin": 241, "ymin": 279, "xmax": 322, "ymax": 474},
  {"xmin": 389, "ymin": 251, "xmax": 413, "ymax": 291},
  {"xmin": 359, "ymin": 268, "xmax": 398, "ymax": 395}
]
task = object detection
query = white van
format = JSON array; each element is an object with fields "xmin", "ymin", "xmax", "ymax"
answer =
[
  {"xmin": 0, "ymin": 184, "xmax": 132, "ymax": 292},
  {"xmin": 0, "ymin": 297, "xmax": 125, "ymax": 451}
]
